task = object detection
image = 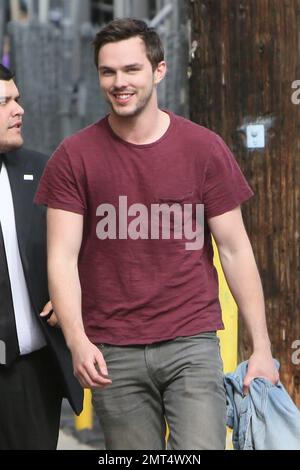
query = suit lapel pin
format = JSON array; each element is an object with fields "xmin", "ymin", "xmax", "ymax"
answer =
[{"xmin": 23, "ymin": 174, "xmax": 34, "ymax": 181}]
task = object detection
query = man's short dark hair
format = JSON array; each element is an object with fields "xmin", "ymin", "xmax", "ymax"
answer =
[
  {"xmin": 0, "ymin": 64, "xmax": 14, "ymax": 81},
  {"xmin": 93, "ymin": 18, "xmax": 164, "ymax": 71}
]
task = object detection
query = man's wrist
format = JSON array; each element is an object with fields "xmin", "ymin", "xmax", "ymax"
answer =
[
  {"xmin": 66, "ymin": 328, "xmax": 87, "ymax": 350},
  {"xmin": 252, "ymin": 339, "xmax": 272, "ymax": 353}
]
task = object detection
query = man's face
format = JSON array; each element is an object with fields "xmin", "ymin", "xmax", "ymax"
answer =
[
  {"xmin": 0, "ymin": 79, "xmax": 24, "ymax": 152},
  {"xmin": 98, "ymin": 36, "xmax": 164, "ymax": 118}
]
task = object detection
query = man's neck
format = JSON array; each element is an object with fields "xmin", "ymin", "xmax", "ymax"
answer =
[{"xmin": 108, "ymin": 106, "xmax": 170, "ymax": 145}]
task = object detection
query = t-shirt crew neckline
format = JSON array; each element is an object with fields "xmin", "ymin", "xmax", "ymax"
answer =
[{"xmin": 103, "ymin": 109, "xmax": 175, "ymax": 149}]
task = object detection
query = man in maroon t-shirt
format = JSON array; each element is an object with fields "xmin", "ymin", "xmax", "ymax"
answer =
[{"xmin": 35, "ymin": 18, "xmax": 279, "ymax": 450}]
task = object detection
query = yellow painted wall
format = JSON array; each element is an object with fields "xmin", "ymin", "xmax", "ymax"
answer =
[
  {"xmin": 213, "ymin": 239, "xmax": 237, "ymax": 449},
  {"xmin": 213, "ymin": 239, "xmax": 238, "ymax": 373},
  {"xmin": 75, "ymin": 388, "xmax": 93, "ymax": 430}
]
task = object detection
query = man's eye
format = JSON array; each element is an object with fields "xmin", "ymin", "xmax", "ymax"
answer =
[{"xmin": 102, "ymin": 70, "xmax": 114, "ymax": 76}]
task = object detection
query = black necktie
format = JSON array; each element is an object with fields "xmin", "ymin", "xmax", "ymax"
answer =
[{"xmin": 0, "ymin": 157, "xmax": 20, "ymax": 366}]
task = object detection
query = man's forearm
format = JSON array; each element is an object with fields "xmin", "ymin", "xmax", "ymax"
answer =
[
  {"xmin": 48, "ymin": 256, "xmax": 112, "ymax": 389},
  {"xmin": 48, "ymin": 258, "xmax": 87, "ymax": 349},
  {"xmin": 218, "ymin": 243, "xmax": 271, "ymax": 352}
]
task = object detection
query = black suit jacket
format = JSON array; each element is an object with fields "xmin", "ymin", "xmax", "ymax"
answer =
[{"xmin": 4, "ymin": 149, "xmax": 83, "ymax": 415}]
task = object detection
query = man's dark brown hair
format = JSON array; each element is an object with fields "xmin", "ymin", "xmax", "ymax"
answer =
[{"xmin": 93, "ymin": 18, "xmax": 164, "ymax": 71}]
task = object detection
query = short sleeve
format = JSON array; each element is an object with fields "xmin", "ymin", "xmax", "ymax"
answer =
[
  {"xmin": 203, "ymin": 134, "xmax": 254, "ymax": 219},
  {"xmin": 34, "ymin": 143, "xmax": 86, "ymax": 215}
]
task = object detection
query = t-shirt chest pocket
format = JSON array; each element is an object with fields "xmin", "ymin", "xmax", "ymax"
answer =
[
  {"xmin": 155, "ymin": 188, "xmax": 199, "ymax": 206},
  {"xmin": 152, "ymin": 189, "xmax": 201, "ymax": 239}
]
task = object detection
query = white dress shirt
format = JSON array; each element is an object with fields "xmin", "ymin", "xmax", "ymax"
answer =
[{"xmin": 0, "ymin": 160, "xmax": 46, "ymax": 354}]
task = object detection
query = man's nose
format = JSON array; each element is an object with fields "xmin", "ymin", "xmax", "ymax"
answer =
[
  {"xmin": 13, "ymin": 102, "xmax": 24, "ymax": 116},
  {"xmin": 113, "ymin": 72, "xmax": 128, "ymax": 89}
]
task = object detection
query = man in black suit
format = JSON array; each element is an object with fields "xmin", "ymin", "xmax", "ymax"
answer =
[{"xmin": 0, "ymin": 63, "xmax": 83, "ymax": 449}]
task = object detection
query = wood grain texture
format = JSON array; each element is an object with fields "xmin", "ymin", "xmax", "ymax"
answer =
[{"xmin": 189, "ymin": 0, "xmax": 300, "ymax": 403}]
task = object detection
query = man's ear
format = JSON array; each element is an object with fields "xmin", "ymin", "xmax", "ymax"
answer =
[{"xmin": 154, "ymin": 61, "xmax": 167, "ymax": 85}]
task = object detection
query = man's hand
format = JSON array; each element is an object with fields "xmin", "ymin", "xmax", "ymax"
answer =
[
  {"xmin": 69, "ymin": 335, "xmax": 112, "ymax": 389},
  {"xmin": 40, "ymin": 300, "xmax": 59, "ymax": 327},
  {"xmin": 243, "ymin": 348, "xmax": 279, "ymax": 394}
]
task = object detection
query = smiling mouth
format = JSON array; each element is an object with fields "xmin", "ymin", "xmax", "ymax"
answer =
[{"xmin": 112, "ymin": 92, "xmax": 135, "ymax": 103}]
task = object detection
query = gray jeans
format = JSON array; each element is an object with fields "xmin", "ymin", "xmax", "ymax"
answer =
[{"xmin": 92, "ymin": 332, "xmax": 226, "ymax": 450}]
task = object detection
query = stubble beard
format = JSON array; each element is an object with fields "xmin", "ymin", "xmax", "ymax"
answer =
[{"xmin": 107, "ymin": 85, "xmax": 155, "ymax": 119}]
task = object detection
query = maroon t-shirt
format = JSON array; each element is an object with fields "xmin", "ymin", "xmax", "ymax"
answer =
[{"xmin": 35, "ymin": 111, "xmax": 254, "ymax": 345}]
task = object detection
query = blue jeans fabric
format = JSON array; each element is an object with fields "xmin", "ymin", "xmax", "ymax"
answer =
[
  {"xmin": 92, "ymin": 332, "xmax": 226, "ymax": 450},
  {"xmin": 225, "ymin": 360, "xmax": 300, "ymax": 450}
]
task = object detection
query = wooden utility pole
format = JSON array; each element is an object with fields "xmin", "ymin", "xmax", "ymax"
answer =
[{"xmin": 189, "ymin": 0, "xmax": 300, "ymax": 404}]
